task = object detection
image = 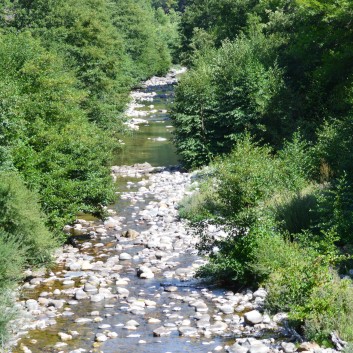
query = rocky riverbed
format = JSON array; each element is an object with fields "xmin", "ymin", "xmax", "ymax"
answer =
[{"xmin": 9, "ymin": 166, "xmax": 337, "ymax": 353}]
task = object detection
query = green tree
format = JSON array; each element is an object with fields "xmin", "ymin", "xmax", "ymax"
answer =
[
  {"xmin": 0, "ymin": 32, "xmax": 115, "ymax": 229},
  {"xmin": 13, "ymin": 0, "xmax": 133, "ymax": 129},
  {"xmin": 112, "ymin": 0, "xmax": 171, "ymax": 79},
  {"xmin": 172, "ymin": 29, "xmax": 283, "ymax": 168}
]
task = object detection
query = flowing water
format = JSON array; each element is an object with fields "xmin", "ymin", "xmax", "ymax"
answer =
[{"xmin": 114, "ymin": 81, "xmax": 179, "ymax": 167}]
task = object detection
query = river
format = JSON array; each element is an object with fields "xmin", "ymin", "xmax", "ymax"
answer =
[{"xmin": 10, "ymin": 69, "xmax": 287, "ymax": 353}]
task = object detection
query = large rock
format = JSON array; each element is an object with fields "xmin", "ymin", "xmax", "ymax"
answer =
[
  {"xmin": 253, "ymin": 288, "xmax": 267, "ymax": 299},
  {"xmin": 119, "ymin": 252, "xmax": 132, "ymax": 260},
  {"xmin": 178, "ymin": 326, "xmax": 199, "ymax": 337},
  {"xmin": 25, "ymin": 299, "xmax": 39, "ymax": 311},
  {"xmin": 58, "ymin": 332, "xmax": 72, "ymax": 341},
  {"xmin": 249, "ymin": 342, "xmax": 270, "ymax": 353},
  {"xmin": 116, "ymin": 287, "xmax": 129, "ymax": 298},
  {"xmin": 244, "ymin": 310, "xmax": 263, "ymax": 325},
  {"xmin": 75, "ymin": 289, "xmax": 88, "ymax": 300},
  {"xmin": 121, "ymin": 229, "xmax": 139, "ymax": 239},
  {"xmin": 281, "ymin": 342, "xmax": 297, "ymax": 353},
  {"xmin": 153, "ymin": 326, "xmax": 171, "ymax": 337},
  {"xmin": 298, "ymin": 342, "xmax": 320, "ymax": 352},
  {"xmin": 137, "ymin": 265, "xmax": 154, "ymax": 279},
  {"xmin": 219, "ymin": 304, "xmax": 234, "ymax": 314},
  {"xmin": 90, "ymin": 294, "xmax": 105, "ymax": 302},
  {"xmin": 95, "ymin": 333, "xmax": 108, "ymax": 342},
  {"xmin": 84, "ymin": 283, "xmax": 98, "ymax": 293},
  {"xmin": 227, "ymin": 344, "xmax": 249, "ymax": 353},
  {"xmin": 209, "ymin": 321, "xmax": 228, "ymax": 333}
]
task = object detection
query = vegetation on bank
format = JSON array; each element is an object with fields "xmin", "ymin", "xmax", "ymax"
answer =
[
  {"xmin": 0, "ymin": 0, "xmax": 179, "ymax": 344},
  {"xmin": 174, "ymin": 0, "xmax": 353, "ymax": 348}
]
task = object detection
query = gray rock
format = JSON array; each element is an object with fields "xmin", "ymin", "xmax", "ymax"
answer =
[
  {"xmin": 153, "ymin": 326, "xmax": 171, "ymax": 337},
  {"xmin": 25, "ymin": 299, "xmax": 39, "ymax": 311},
  {"xmin": 164, "ymin": 286, "xmax": 178, "ymax": 292},
  {"xmin": 75, "ymin": 289, "xmax": 88, "ymax": 300},
  {"xmin": 116, "ymin": 287, "xmax": 129, "ymax": 298},
  {"xmin": 83, "ymin": 283, "xmax": 97, "ymax": 293},
  {"xmin": 244, "ymin": 310, "xmax": 263, "ymax": 325},
  {"xmin": 119, "ymin": 252, "xmax": 132, "ymax": 260},
  {"xmin": 209, "ymin": 321, "xmax": 228, "ymax": 333},
  {"xmin": 178, "ymin": 326, "xmax": 199, "ymax": 337},
  {"xmin": 58, "ymin": 332, "xmax": 72, "ymax": 341},
  {"xmin": 253, "ymin": 288, "xmax": 267, "ymax": 299},
  {"xmin": 281, "ymin": 342, "xmax": 297, "ymax": 353},
  {"xmin": 249, "ymin": 342, "xmax": 269, "ymax": 353},
  {"xmin": 148, "ymin": 318, "xmax": 161, "ymax": 324},
  {"xmin": 219, "ymin": 304, "xmax": 234, "ymax": 314},
  {"xmin": 194, "ymin": 301, "xmax": 209, "ymax": 313},
  {"xmin": 227, "ymin": 344, "xmax": 249, "ymax": 353},
  {"xmin": 126, "ymin": 319, "xmax": 139, "ymax": 327},
  {"xmin": 90, "ymin": 294, "xmax": 105, "ymax": 302},
  {"xmin": 95, "ymin": 333, "xmax": 108, "ymax": 342},
  {"xmin": 121, "ymin": 229, "xmax": 139, "ymax": 239}
]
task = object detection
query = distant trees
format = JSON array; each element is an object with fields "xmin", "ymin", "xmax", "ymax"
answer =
[
  {"xmin": 112, "ymin": 0, "xmax": 172, "ymax": 79},
  {"xmin": 173, "ymin": 0, "xmax": 353, "ymax": 170}
]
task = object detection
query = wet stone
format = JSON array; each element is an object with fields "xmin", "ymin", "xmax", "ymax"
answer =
[{"xmin": 153, "ymin": 326, "xmax": 172, "ymax": 337}]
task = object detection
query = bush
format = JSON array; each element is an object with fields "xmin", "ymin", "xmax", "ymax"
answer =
[
  {"xmin": 178, "ymin": 175, "xmax": 221, "ymax": 222},
  {"xmin": 0, "ymin": 234, "xmax": 24, "ymax": 289},
  {"xmin": 267, "ymin": 185, "xmax": 318, "ymax": 235},
  {"xmin": 298, "ymin": 276, "xmax": 353, "ymax": 345},
  {"xmin": 196, "ymin": 218, "xmax": 278, "ymax": 286},
  {"xmin": 315, "ymin": 173, "xmax": 353, "ymax": 246},
  {"xmin": 172, "ymin": 29, "xmax": 284, "ymax": 168},
  {"xmin": 0, "ymin": 32, "xmax": 116, "ymax": 229},
  {"xmin": 112, "ymin": 0, "xmax": 172, "ymax": 80},
  {"xmin": 263, "ymin": 249, "xmax": 331, "ymax": 313},
  {"xmin": 0, "ymin": 288, "xmax": 18, "ymax": 347},
  {"xmin": 0, "ymin": 172, "xmax": 57, "ymax": 265},
  {"xmin": 215, "ymin": 135, "xmax": 281, "ymax": 226}
]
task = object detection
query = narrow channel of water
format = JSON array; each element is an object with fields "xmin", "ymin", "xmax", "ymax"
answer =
[{"xmin": 114, "ymin": 80, "xmax": 179, "ymax": 167}]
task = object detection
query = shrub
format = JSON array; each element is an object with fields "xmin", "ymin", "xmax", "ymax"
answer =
[
  {"xmin": 196, "ymin": 218, "xmax": 279, "ymax": 286},
  {"xmin": 172, "ymin": 29, "xmax": 284, "ymax": 168},
  {"xmin": 267, "ymin": 185, "xmax": 318, "ymax": 235},
  {"xmin": 0, "ymin": 288, "xmax": 18, "ymax": 348},
  {"xmin": 298, "ymin": 276, "xmax": 353, "ymax": 345},
  {"xmin": 0, "ymin": 172, "xmax": 57, "ymax": 265},
  {"xmin": 315, "ymin": 173, "xmax": 353, "ymax": 246},
  {"xmin": 277, "ymin": 132, "xmax": 315, "ymax": 190},
  {"xmin": 178, "ymin": 176, "xmax": 221, "ymax": 222},
  {"xmin": 215, "ymin": 135, "xmax": 280, "ymax": 226},
  {"xmin": 0, "ymin": 33, "xmax": 116, "ymax": 229},
  {"xmin": 263, "ymin": 250, "xmax": 331, "ymax": 313},
  {"xmin": 0, "ymin": 234, "xmax": 24, "ymax": 289}
]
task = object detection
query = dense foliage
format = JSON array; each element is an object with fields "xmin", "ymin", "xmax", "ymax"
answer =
[
  {"xmin": 0, "ymin": 0, "xmax": 179, "ymax": 344},
  {"xmin": 173, "ymin": 0, "xmax": 353, "ymax": 168},
  {"xmin": 175, "ymin": 0, "xmax": 353, "ymax": 347}
]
